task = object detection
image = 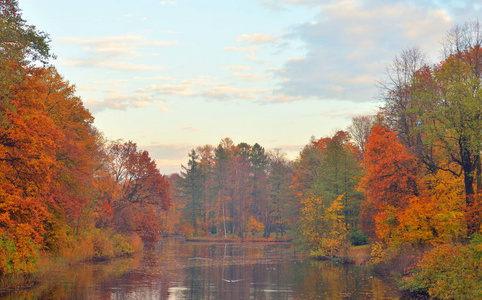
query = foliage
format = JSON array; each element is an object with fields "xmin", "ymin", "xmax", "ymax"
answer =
[
  {"xmin": 400, "ymin": 237, "xmax": 482, "ymax": 299},
  {"xmin": 246, "ymin": 216, "xmax": 265, "ymax": 236},
  {"xmin": 350, "ymin": 231, "xmax": 368, "ymax": 246},
  {"xmin": 299, "ymin": 194, "xmax": 348, "ymax": 258}
]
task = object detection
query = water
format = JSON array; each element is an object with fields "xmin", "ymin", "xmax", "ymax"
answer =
[{"xmin": 2, "ymin": 239, "xmax": 403, "ymax": 299}]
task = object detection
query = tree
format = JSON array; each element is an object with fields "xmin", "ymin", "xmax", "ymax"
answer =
[
  {"xmin": 319, "ymin": 131, "xmax": 363, "ymax": 230},
  {"xmin": 347, "ymin": 115, "xmax": 373, "ymax": 157},
  {"xmin": 213, "ymin": 138, "xmax": 235, "ymax": 237},
  {"xmin": 361, "ymin": 126, "xmax": 420, "ymax": 239},
  {"xmin": 299, "ymin": 194, "xmax": 348, "ymax": 258},
  {"xmin": 106, "ymin": 141, "xmax": 171, "ymax": 241},
  {"xmin": 178, "ymin": 149, "xmax": 204, "ymax": 236},
  {"xmin": 411, "ymin": 52, "xmax": 482, "ymax": 231},
  {"xmin": 268, "ymin": 149, "xmax": 294, "ymax": 237},
  {"xmin": 0, "ymin": 66, "xmax": 60, "ymax": 273},
  {"xmin": 379, "ymin": 47, "xmax": 426, "ymax": 149},
  {"xmin": 249, "ymin": 143, "xmax": 270, "ymax": 236},
  {"xmin": 291, "ymin": 137, "xmax": 324, "ymax": 201},
  {"xmin": 1, "ymin": 0, "xmax": 53, "ymax": 126}
]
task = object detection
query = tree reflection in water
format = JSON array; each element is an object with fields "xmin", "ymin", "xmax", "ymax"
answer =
[{"xmin": 2, "ymin": 239, "xmax": 401, "ymax": 299}]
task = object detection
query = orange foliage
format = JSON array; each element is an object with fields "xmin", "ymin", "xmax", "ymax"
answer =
[
  {"xmin": 362, "ymin": 126, "xmax": 420, "ymax": 210},
  {"xmin": 363, "ymin": 127, "xmax": 467, "ymax": 248}
]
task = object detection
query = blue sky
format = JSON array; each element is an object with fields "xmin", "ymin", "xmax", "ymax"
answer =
[{"xmin": 20, "ymin": 0, "xmax": 481, "ymax": 174}]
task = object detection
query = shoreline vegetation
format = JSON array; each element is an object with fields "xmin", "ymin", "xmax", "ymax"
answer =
[{"xmin": 0, "ymin": 231, "xmax": 144, "ymax": 295}]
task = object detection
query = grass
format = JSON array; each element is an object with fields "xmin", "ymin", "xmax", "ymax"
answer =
[{"xmin": 345, "ymin": 244, "xmax": 371, "ymax": 265}]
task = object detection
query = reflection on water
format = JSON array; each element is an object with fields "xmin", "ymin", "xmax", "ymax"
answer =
[{"xmin": 2, "ymin": 239, "xmax": 402, "ymax": 299}]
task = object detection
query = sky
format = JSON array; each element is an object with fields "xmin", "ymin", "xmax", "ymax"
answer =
[{"xmin": 19, "ymin": 0, "xmax": 481, "ymax": 174}]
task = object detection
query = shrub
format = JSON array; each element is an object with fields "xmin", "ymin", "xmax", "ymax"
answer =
[
  {"xmin": 350, "ymin": 230, "xmax": 368, "ymax": 246},
  {"xmin": 400, "ymin": 238, "xmax": 482, "ymax": 299}
]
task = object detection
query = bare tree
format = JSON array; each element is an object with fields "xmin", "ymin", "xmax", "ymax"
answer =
[
  {"xmin": 347, "ymin": 115, "xmax": 374, "ymax": 156},
  {"xmin": 378, "ymin": 47, "xmax": 426, "ymax": 148}
]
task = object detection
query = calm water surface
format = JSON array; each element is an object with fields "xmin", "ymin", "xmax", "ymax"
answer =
[{"xmin": 4, "ymin": 239, "xmax": 403, "ymax": 299}]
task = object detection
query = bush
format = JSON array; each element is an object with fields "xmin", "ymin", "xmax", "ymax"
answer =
[
  {"xmin": 400, "ymin": 237, "xmax": 482, "ymax": 299},
  {"xmin": 350, "ymin": 230, "xmax": 368, "ymax": 246}
]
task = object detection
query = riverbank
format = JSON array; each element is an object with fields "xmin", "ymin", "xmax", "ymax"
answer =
[
  {"xmin": 0, "ymin": 231, "xmax": 144, "ymax": 296},
  {"xmin": 345, "ymin": 244, "xmax": 371, "ymax": 265},
  {"xmin": 185, "ymin": 236, "xmax": 292, "ymax": 243}
]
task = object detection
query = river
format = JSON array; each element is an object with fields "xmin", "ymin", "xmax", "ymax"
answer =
[{"xmin": 3, "ymin": 239, "xmax": 403, "ymax": 299}]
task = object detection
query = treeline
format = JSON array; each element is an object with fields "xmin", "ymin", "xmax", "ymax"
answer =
[
  {"xmin": 166, "ymin": 140, "xmax": 295, "ymax": 238},
  {"xmin": 166, "ymin": 131, "xmax": 365, "ymax": 244},
  {"xmin": 0, "ymin": 1, "xmax": 170, "ymax": 276}
]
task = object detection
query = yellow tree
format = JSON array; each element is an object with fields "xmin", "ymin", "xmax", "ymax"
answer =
[{"xmin": 299, "ymin": 194, "xmax": 348, "ymax": 258}]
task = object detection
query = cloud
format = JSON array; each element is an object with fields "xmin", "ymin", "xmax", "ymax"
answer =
[
  {"xmin": 62, "ymin": 59, "xmax": 164, "ymax": 71},
  {"xmin": 264, "ymin": 94, "xmax": 306, "ymax": 102},
  {"xmin": 232, "ymin": 72, "xmax": 269, "ymax": 81},
  {"xmin": 200, "ymin": 87, "xmax": 265, "ymax": 101},
  {"xmin": 133, "ymin": 76, "xmax": 176, "ymax": 81},
  {"xmin": 222, "ymin": 65, "xmax": 252, "ymax": 70},
  {"xmin": 83, "ymin": 92, "xmax": 157, "ymax": 112},
  {"xmin": 275, "ymin": 0, "xmax": 455, "ymax": 103},
  {"xmin": 245, "ymin": 53, "xmax": 260, "ymax": 60},
  {"xmin": 236, "ymin": 33, "xmax": 279, "ymax": 44},
  {"xmin": 59, "ymin": 35, "xmax": 178, "ymax": 56},
  {"xmin": 303, "ymin": 106, "xmax": 378, "ymax": 119},
  {"xmin": 77, "ymin": 85, "xmax": 98, "ymax": 92}
]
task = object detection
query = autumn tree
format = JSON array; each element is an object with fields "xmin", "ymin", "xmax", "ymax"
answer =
[
  {"xmin": 0, "ymin": 67, "xmax": 59, "ymax": 273},
  {"xmin": 0, "ymin": 0, "xmax": 52, "ymax": 126},
  {"xmin": 105, "ymin": 140, "xmax": 170, "ymax": 242},
  {"xmin": 411, "ymin": 52, "xmax": 482, "ymax": 231},
  {"xmin": 361, "ymin": 125, "xmax": 421, "ymax": 241},
  {"xmin": 299, "ymin": 194, "xmax": 348, "ymax": 258}
]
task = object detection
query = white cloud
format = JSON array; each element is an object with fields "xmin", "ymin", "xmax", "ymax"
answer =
[
  {"xmin": 200, "ymin": 87, "xmax": 265, "ymax": 101},
  {"xmin": 222, "ymin": 65, "xmax": 252, "ymax": 70},
  {"xmin": 236, "ymin": 33, "xmax": 279, "ymax": 44},
  {"xmin": 77, "ymin": 85, "xmax": 98, "ymax": 92},
  {"xmin": 62, "ymin": 59, "xmax": 164, "ymax": 71},
  {"xmin": 59, "ymin": 35, "xmax": 178, "ymax": 56},
  {"xmin": 84, "ymin": 92, "xmax": 158, "ymax": 112},
  {"xmin": 264, "ymin": 94, "xmax": 305, "ymax": 102},
  {"xmin": 276, "ymin": 0, "xmax": 454, "ymax": 102},
  {"xmin": 233, "ymin": 72, "xmax": 269, "ymax": 81},
  {"xmin": 133, "ymin": 76, "xmax": 176, "ymax": 81}
]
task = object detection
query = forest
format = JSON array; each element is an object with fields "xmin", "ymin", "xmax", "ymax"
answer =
[{"xmin": 2, "ymin": 0, "xmax": 482, "ymax": 298}]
